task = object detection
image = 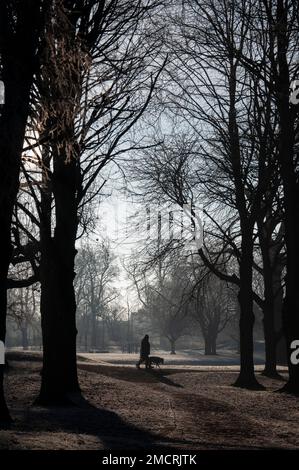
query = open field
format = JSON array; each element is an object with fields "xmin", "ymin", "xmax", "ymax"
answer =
[
  {"xmin": 78, "ymin": 350, "xmax": 287, "ymax": 371},
  {"xmin": 0, "ymin": 352, "xmax": 297, "ymax": 450}
]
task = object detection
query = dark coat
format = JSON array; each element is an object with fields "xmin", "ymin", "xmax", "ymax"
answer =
[{"xmin": 140, "ymin": 337, "xmax": 150, "ymax": 357}]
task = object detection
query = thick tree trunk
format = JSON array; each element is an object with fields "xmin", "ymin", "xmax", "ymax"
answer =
[
  {"xmin": 36, "ymin": 0, "xmax": 87, "ymax": 404},
  {"xmin": 210, "ymin": 337, "xmax": 217, "ymax": 355},
  {"xmin": 0, "ymin": 0, "xmax": 44, "ymax": 423},
  {"xmin": 0, "ymin": 235, "xmax": 11, "ymax": 425},
  {"xmin": 234, "ymin": 242, "xmax": 262, "ymax": 389},
  {"xmin": 38, "ymin": 247, "xmax": 80, "ymax": 404},
  {"xmin": 170, "ymin": 339, "xmax": 176, "ymax": 354},
  {"xmin": 37, "ymin": 153, "xmax": 81, "ymax": 405},
  {"xmin": 257, "ymin": 212, "xmax": 285, "ymax": 378},
  {"xmin": 276, "ymin": 0, "xmax": 299, "ymax": 393},
  {"xmin": 227, "ymin": 59, "xmax": 261, "ymax": 389},
  {"xmin": 262, "ymin": 248, "xmax": 279, "ymax": 378},
  {"xmin": 0, "ymin": 59, "xmax": 23, "ymax": 426},
  {"xmin": 204, "ymin": 334, "xmax": 217, "ymax": 355},
  {"xmin": 204, "ymin": 339, "xmax": 211, "ymax": 355},
  {"xmin": 263, "ymin": 260, "xmax": 285, "ymax": 378},
  {"xmin": 259, "ymin": 231, "xmax": 283, "ymax": 378},
  {"xmin": 274, "ymin": 263, "xmax": 287, "ymax": 366},
  {"xmin": 262, "ymin": 304, "xmax": 279, "ymax": 378}
]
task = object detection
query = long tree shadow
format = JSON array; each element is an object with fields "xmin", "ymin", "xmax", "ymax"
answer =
[
  {"xmin": 78, "ymin": 363, "xmax": 183, "ymax": 387},
  {"xmin": 23, "ymin": 392, "xmax": 279, "ymax": 451},
  {"xmin": 25, "ymin": 398, "xmax": 186, "ymax": 449},
  {"xmin": 145, "ymin": 369, "xmax": 183, "ymax": 388}
]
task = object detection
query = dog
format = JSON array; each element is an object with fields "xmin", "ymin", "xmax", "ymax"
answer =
[{"xmin": 149, "ymin": 356, "xmax": 164, "ymax": 368}]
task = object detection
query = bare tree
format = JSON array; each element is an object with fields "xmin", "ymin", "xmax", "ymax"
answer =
[
  {"xmin": 129, "ymin": 0, "xmax": 288, "ymax": 388},
  {"xmin": 75, "ymin": 241, "xmax": 118, "ymax": 351},
  {"xmin": 229, "ymin": 0, "xmax": 299, "ymax": 392},
  {"xmin": 16, "ymin": 0, "xmax": 166, "ymax": 404},
  {"xmin": 0, "ymin": 0, "xmax": 49, "ymax": 424},
  {"xmin": 7, "ymin": 281, "xmax": 39, "ymax": 350},
  {"xmin": 191, "ymin": 270, "xmax": 232, "ymax": 355},
  {"xmin": 127, "ymin": 251, "xmax": 192, "ymax": 354}
]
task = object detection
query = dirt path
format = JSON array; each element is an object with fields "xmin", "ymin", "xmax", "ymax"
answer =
[{"xmin": 0, "ymin": 354, "xmax": 298, "ymax": 450}]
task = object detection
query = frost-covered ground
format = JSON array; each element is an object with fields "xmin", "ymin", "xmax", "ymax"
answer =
[
  {"xmin": 79, "ymin": 349, "xmax": 287, "ymax": 372},
  {"xmin": 0, "ymin": 352, "xmax": 296, "ymax": 450}
]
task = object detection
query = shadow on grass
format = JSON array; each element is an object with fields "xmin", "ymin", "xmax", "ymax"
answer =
[
  {"xmin": 25, "ymin": 397, "xmax": 186, "ymax": 450},
  {"xmin": 25, "ymin": 394, "xmax": 275, "ymax": 451},
  {"xmin": 78, "ymin": 363, "xmax": 184, "ymax": 387},
  {"xmin": 145, "ymin": 368, "xmax": 183, "ymax": 388}
]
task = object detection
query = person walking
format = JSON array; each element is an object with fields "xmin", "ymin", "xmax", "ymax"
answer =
[{"xmin": 136, "ymin": 334, "xmax": 151, "ymax": 369}]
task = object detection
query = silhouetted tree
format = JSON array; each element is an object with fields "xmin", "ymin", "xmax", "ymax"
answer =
[
  {"xmin": 21, "ymin": 0, "xmax": 165, "ymax": 404},
  {"xmin": 75, "ymin": 242, "xmax": 118, "ymax": 351},
  {"xmin": 0, "ymin": 0, "xmax": 48, "ymax": 424}
]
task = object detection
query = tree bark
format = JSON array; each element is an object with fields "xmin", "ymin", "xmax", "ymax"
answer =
[
  {"xmin": 274, "ymin": 262, "xmax": 286, "ymax": 366},
  {"xmin": 37, "ymin": 152, "xmax": 81, "ymax": 405},
  {"xmin": 204, "ymin": 334, "xmax": 217, "ymax": 355},
  {"xmin": 170, "ymin": 339, "xmax": 176, "ymax": 354},
  {"xmin": 258, "ymin": 217, "xmax": 283, "ymax": 378},
  {"xmin": 0, "ymin": 0, "xmax": 44, "ymax": 424},
  {"xmin": 91, "ymin": 307, "xmax": 97, "ymax": 350},
  {"xmin": 260, "ymin": 245, "xmax": 279, "ymax": 378},
  {"xmin": 234, "ymin": 240, "xmax": 262, "ymax": 389},
  {"xmin": 227, "ymin": 60, "xmax": 261, "ymax": 389},
  {"xmin": 275, "ymin": 0, "xmax": 299, "ymax": 393},
  {"xmin": 21, "ymin": 324, "xmax": 29, "ymax": 350},
  {"xmin": 204, "ymin": 339, "xmax": 211, "ymax": 355},
  {"xmin": 262, "ymin": 303, "xmax": 278, "ymax": 378}
]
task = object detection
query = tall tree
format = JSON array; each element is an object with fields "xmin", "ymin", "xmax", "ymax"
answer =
[
  {"xmin": 0, "ymin": 0, "xmax": 47, "ymax": 424},
  {"xmin": 131, "ymin": 0, "xmax": 286, "ymax": 388},
  {"xmin": 21, "ymin": 0, "xmax": 165, "ymax": 404},
  {"xmin": 75, "ymin": 242, "xmax": 118, "ymax": 351},
  {"xmin": 231, "ymin": 0, "xmax": 299, "ymax": 391}
]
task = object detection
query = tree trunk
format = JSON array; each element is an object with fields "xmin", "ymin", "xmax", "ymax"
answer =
[
  {"xmin": 262, "ymin": 303, "xmax": 279, "ymax": 378},
  {"xmin": 274, "ymin": 262, "xmax": 287, "ymax": 366},
  {"xmin": 91, "ymin": 307, "xmax": 97, "ymax": 350},
  {"xmin": 84, "ymin": 317, "xmax": 89, "ymax": 352},
  {"xmin": 0, "ymin": 145, "xmax": 14, "ymax": 421},
  {"xmin": 261, "ymin": 246, "xmax": 279, "ymax": 378},
  {"xmin": 234, "ymin": 241, "xmax": 262, "ymax": 389},
  {"xmin": 0, "ymin": 241, "xmax": 11, "ymax": 425},
  {"xmin": 257, "ymin": 211, "xmax": 285, "ymax": 378},
  {"xmin": 205, "ymin": 321, "xmax": 218, "ymax": 356},
  {"xmin": 204, "ymin": 335, "xmax": 217, "ymax": 355},
  {"xmin": 204, "ymin": 338, "xmax": 212, "ymax": 355},
  {"xmin": 227, "ymin": 58, "xmax": 261, "ymax": 389},
  {"xmin": 37, "ymin": 152, "xmax": 81, "ymax": 405},
  {"xmin": 210, "ymin": 335, "xmax": 217, "ymax": 355},
  {"xmin": 36, "ymin": 0, "xmax": 87, "ymax": 404},
  {"xmin": 265, "ymin": 267, "xmax": 286, "ymax": 377},
  {"xmin": 170, "ymin": 339, "xmax": 176, "ymax": 354},
  {"xmin": 275, "ymin": 0, "xmax": 299, "ymax": 393},
  {"xmin": 0, "ymin": 0, "xmax": 44, "ymax": 424},
  {"xmin": 21, "ymin": 324, "xmax": 29, "ymax": 350},
  {"xmin": 38, "ymin": 258, "xmax": 80, "ymax": 404}
]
